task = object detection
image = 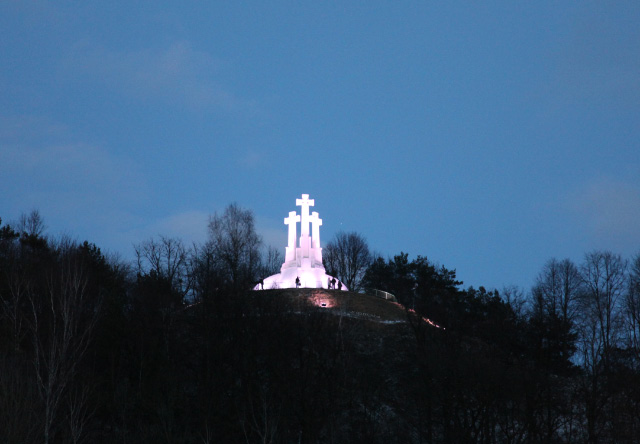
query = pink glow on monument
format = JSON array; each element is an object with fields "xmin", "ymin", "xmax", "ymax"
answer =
[{"xmin": 254, "ymin": 194, "xmax": 347, "ymax": 291}]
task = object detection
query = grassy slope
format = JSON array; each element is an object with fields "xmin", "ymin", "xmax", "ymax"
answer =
[{"xmin": 255, "ymin": 288, "xmax": 408, "ymax": 322}]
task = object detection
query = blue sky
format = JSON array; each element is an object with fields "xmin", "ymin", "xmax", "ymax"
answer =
[{"xmin": 1, "ymin": 1, "xmax": 639, "ymax": 291}]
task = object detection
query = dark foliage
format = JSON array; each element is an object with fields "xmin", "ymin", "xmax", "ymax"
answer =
[{"xmin": 2, "ymin": 213, "xmax": 640, "ymax": 443}]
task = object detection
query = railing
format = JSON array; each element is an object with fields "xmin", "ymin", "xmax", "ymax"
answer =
[{"xmin": 366, "ymin": 288, "xmax": 397, "ymax": 302}]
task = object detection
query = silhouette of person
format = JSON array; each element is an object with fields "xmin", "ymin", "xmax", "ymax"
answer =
[
  {"xmin": 259, "ymin": 278, "xmax": 264, "ymax": 290},
  {"xmin": 295, "ymin": 276, "xmax": 300, "ymax": 288},
  {"xmin": 327, "ymin": 277, "xmax": 332, "ymax": 289},
  {"xmin": 338, "ymin": 281, "xmax": 342, "ymax": 291},
  {"xmin": 331, "ymin": 278, "xmax": 336, "ymax": 289}
]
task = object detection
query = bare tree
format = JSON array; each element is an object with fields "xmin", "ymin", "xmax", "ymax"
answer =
[
  {"xmin": 17, "ymin": 210, "xmax": 46, "ymax": 238},
  {"xmin": 260, "ymin": 246, "xmax": 283, "ymax": 280},
  {"xmin": 532, "ymin": 258, "xmax": 581, "ymax": 324},
  {"xmin": 323, "ymin": 231, "xmax": 371, "ymax": 292},
  {"xmin": 1, "ymin": 244, "xmax": 30, "ymax": 353},
  {"xmin": 207, "ymin": 203, "xmax": 262, "ymax": 290},
  {"xmin": 576, "ymin": 251, "xmax": 627, "ymax": 442},
  {"xmin": 578, "ymin": 251, "xmax": 627, "ymax": 366},
  {"xmin": 28, "ymin": 241, "xmax": 100, "ymax": 444},
  {"xmin": 66, "ymin": 383, "xmax": 95, "ymax": 444},
  {"xmin": 134, "ymin": 235, "xmax": 190, "ymax": 298},
  {"xmin": 0, "ymin": 357, "xmax": 40, "ymax": 444},
  {"xmin": 624, "ymin": 252, "xmax": 640, "ymax": 363},
  {"xmin": 240, "ymin": 380, "xmax": 281, "ymax": 444},
  {"xmin": 501, "ymin": 285, "xmax": 527, "ymax": 319}
]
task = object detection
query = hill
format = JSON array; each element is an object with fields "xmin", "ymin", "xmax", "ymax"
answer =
[{"xmin": 254, "ymin": 288, "xmax": 407, "ymax": 322}]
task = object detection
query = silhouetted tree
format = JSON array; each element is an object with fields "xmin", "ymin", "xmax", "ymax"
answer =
[
  {"xmin": 625, "ymin": 252, "xmax": 640, "ymax": 362},
  {"xmin": 207, "ymin": 203, "xmax": 262, "ymax": 291},
  {"xmin": 17, "ymin": 210, "xmax": 48, "ymax": 252},
  {"xmin": 0, "ymin": 217, "xmax": 19, "ymax": 242},
  {"xmin": 261, "ymin": 245, "xmax": 283, "ymax": 280},
  {"xmin": 362, "ymin": 252, "xmax": 461, "ymax": 322},
  {"xmin": 529, "ymin": 258, "xmax": 580, "ymax": 375},
  {"xmin": 501, "ymin": 285, "xmax": 527, "ymax": 319},
  {"xmin": 27, "ymin": 238, "xmax": 101, "ymax": 444},
  {"xmin": 579, "ymin": 251, "xmax": 626, "ymax": 371},
  {"xmin": 362, "ymin": 252, "xmax": 414, "ymax": 303},
  {"xmin": 7, "ymin": 205, "xmax": 640, "ymax": 443},
  {"xmin": 134, "ymin": 235, "xmax": 190, "ymax": 299},
  {"xmin": 533, "ymin": 258, "xmax": 581, "ymax": 325},
  {"xmin": 576, "ymin": 251, "xmax": 628, "ymax": 443},
  {"xmin": 361, "ymin": 255, "xmax": 394, "ymax": 293},
  {"xmin": 323, "ymin": 231, "xmax": 371, "ymax": 292}
]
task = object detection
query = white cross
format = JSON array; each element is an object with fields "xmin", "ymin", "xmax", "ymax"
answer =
[
  {"xmin": 296, "ymin": 194, "xmax": 314, "ymax": 238},
  {"xmin": 284, "ymin": 211, "xmax": 300, "ymax": 249},
  {"xmin": 310, "ymin": 211, "xmax": 322, "ymax": 249}
]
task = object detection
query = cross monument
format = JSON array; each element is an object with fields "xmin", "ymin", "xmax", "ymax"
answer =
[
  {"xmin": 296, "ymin": 194, "xmax": 314, "ymax": 262},
  {"xmin": 254, "ymin": 194, "xmax": 347, "ymax": 290},
  {"xmin": 310, "ymin": 211, "xmax": 322, "ymax": 265},
  {"xmin": 284, "ymin": 211, "xmax": 300, "ymax": 263}
]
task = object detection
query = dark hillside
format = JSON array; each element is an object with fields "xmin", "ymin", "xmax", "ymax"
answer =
[
  {"xmin": 172, "ymin": 288, "xmax": 426, "ymax": 443},
  {"xmin": 3, "ymin": 217, "xmax": 639, "ymax": 443},
  {"xmin": 252, "ymin": 288, "xmax": 407, "ymax": 322}
]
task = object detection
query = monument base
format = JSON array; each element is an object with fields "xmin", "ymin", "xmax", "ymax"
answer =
[{"xmin": 255, "ymin": 266, "xmax": 348, "ymax": 291}]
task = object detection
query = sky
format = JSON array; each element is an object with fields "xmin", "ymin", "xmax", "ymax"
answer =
[{"xmin": 1, "ymin": 1, "xmax": 639, "ymax": 292}]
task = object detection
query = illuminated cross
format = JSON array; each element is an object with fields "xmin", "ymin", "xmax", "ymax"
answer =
[
  {"xmin": 296, "ymin": 194, "xmax": 314, "ymax": 238},
  {"xmin": 296, "ymin": 194, "xmax": 314, "ymax": 259},
  {"xmin": 310, "ymin": 211, "xmax": 322, "ymax": 249},
  {"xmin": 284, "ymin": 211, "xmax": 300, "ymax": 249}
]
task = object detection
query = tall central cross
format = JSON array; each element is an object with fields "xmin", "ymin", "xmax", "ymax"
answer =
[
  {"xmin": 296, "ymin": 194, "xmax": 314, "ymax": 238},
  {"xmin": 296, "ymin": 194, "xmax": 314, "ymax": 259}
]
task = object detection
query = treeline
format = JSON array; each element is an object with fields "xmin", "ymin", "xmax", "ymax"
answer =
[
  {"xmin": 1, "ymin": 208, "xmax": 640, "ymax": 443},
  {"xmin": 355, "ymin": 250, "xmax": 640, "ymax": 443}
]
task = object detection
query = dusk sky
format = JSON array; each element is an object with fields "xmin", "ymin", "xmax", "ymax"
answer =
[{"xmin": 1, "ymin": 2, "xmax": 639, "ymax": 291}]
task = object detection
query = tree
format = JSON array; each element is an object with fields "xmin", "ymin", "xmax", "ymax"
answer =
[
  {"xmin": 0, "ymin": 355, "xmax": 40, "ymax": 444},
  {"xmin": 261, "ymin": 245, "xmax": 283, "ymax": 280},
  {"xmin": 17, "ymin": 210, "xmax": 46, "ymax": 238},
  {"xmin": 625, "ymin": 252, "xmax": 640, "ymax": 363},
  {"xmin": 17, "ymin": 210, "xmax": 48, "ymax": 251},
  {"xmin": 134, "ymin": 235, "xmax": 190, "ymax": 299},
  {"xmin": 1, "ymin": 241, "xmax": 29, "ymax": 353},
  {"xmin": 501, "ymin": 285, "xmax": 527, "ymax": 320},
  {"xmin": 523, "ymin": 260, "xmax": 583, "ymax": 443},
  {"xmin": 323, "ymin": 231, "xmax": 371, "ymax": 292},
  {"xmin": 576, "ymin": 251, "xmax": 628, "ymax": 443},
  {"xmin": 579, "ymin": 251, "xmax": 627, "ymax": 369},
  {"xmin": 207, "ymin": 203, "xmax": 263, "ymax": 291},
  {"xmin": 361, "ymin": 255, "xmax": 393, "ymax": 292},
  {"xmin": 532, "ymin": 258, "xmax": 581, "ymax": 325},
  {"xmin": 0, "ymin": 217, "xmax": 19, "ymax": 242},
  {"xmin": 28, "ymin": 239, "xmax": 101, "ymax": 444},
  {"xmin": 362, "ymin": 252, "xmax": 461, "ymax": 313},
  {"xmin": 529, "ymin": 258, "xmax": 581, "ymax": 374},
  {"xmin": 413, "ymin": 256, "xmax": 461, "ymax": 296}
]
